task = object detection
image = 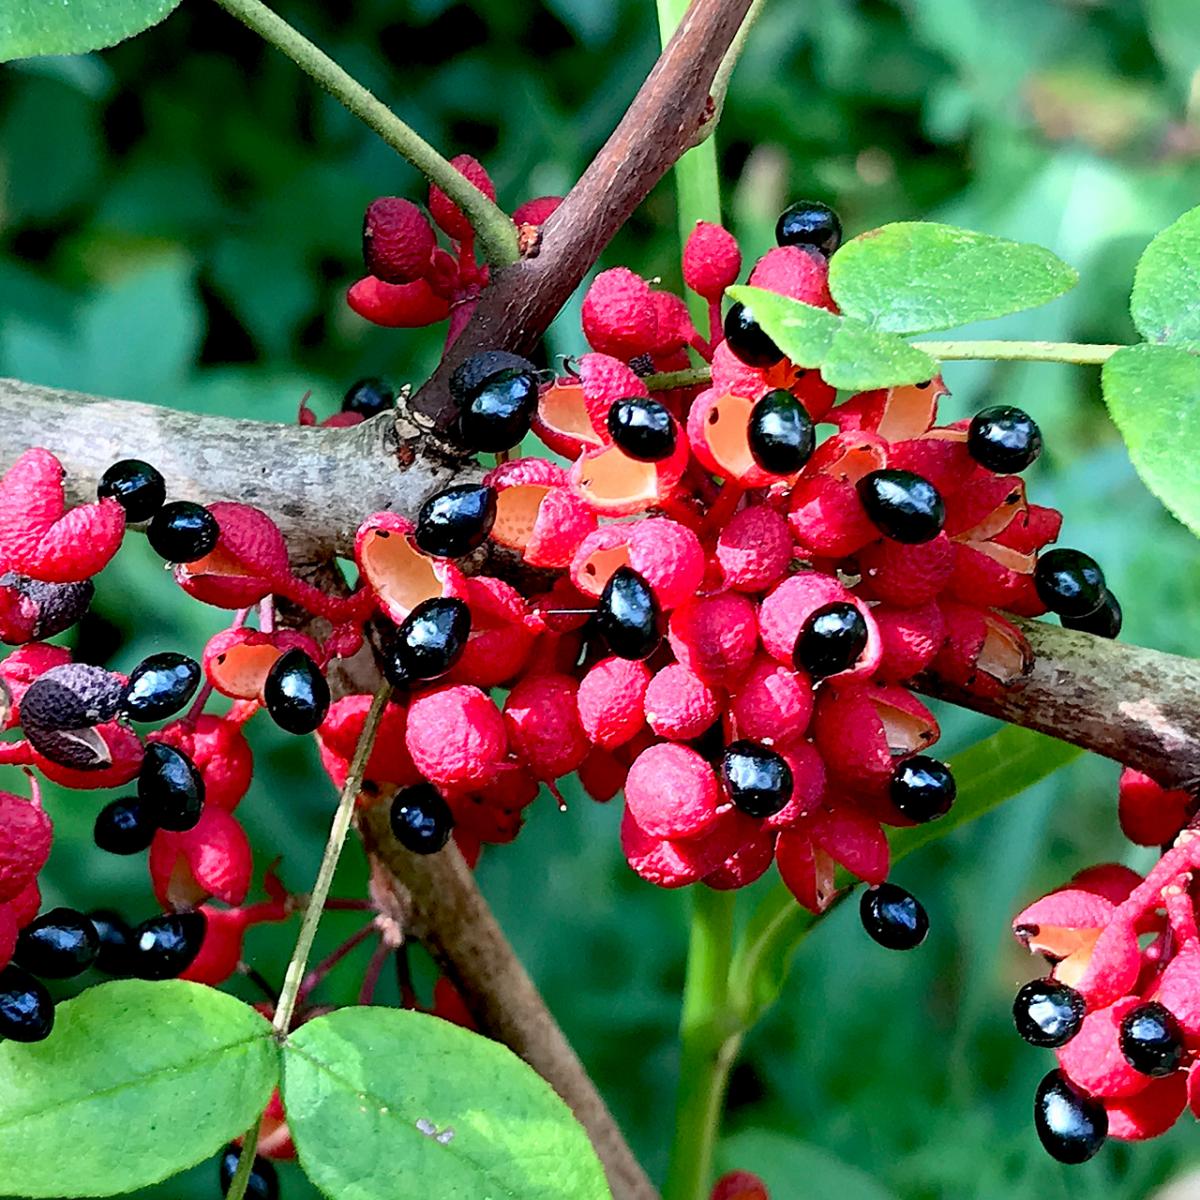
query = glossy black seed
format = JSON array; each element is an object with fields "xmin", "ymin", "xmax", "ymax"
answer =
[
  {"xmin": 1061, "ymin": 590, "xmax": 1122, "ymax": 639},
  {"xmin": 390, "ymin": 783, "xmax": 455, "ymax": 855},
  {"xmin": 94, "ymin": 796, "xmax": 158, "ymax": 855},
  {"xmin": 1033, "ymin": 1069, "xmax": 1107, "ymax": 1164},
  {"xmin": 138, "ymin": 742, "xmax": 204, "ymax": 831},
  {"xmin": 1120, "ymin": 1001, "xmax": 1184, "ymax": 1077},
  {"xmin": 87, "ymin": 909, "xmax": 133, "ymax": 975},
  {"xmin": 720, "ymin": 741, "xmax": 794, "ymax": 818},
  {"xmin": 857, "ymin": 469, "xmax": 945, "ymax": 544},
  {"xmin": 593, "ymin": 567, "xmax": 660, "ymax": 661},
  {"xmin": 775, "ymin": 200, "xmax": 843, "ymax": 256},
  {"xmin": 0, "ymin": 573, "xmax": 94, "ymax": 641},
  {"xmin": 342, "ymin": 377, "xmax": 396, "ymax": 419},
  {"xmin": 860, "ymin": 882, "xmax": 929, "ymax": 951},
  {"xmin": 449, "ymin": 350, "xmax": 539, "ymax": 452},
  {"xmin": 0, "ymin": 964, "xmax": 54, "ymax": 1042},
  {"xmin": 748, "ymin": 389, "xmax": 815, "ymax": 475},
  {"xmin": 263, "ymin": 649, "xmax": 330, "ymax": 735},
  {"xmin": 122, "ymin": 652, "xmax": 201, "ymax": 722},
  {"xmin": 384, "ymin": 597, "xmax": 472, "ymax": 687},
  {"xmin": 1034, "ymin": 548, "xmax": 1107, "ymax": 619},
  {"xmin": 219, "ymin": 1145, "xmax": 280, "ymax": 1200},
  {"xmin": 415, "ymin": 485, "xmax": 498, "ymax": 558},
  {"xmin": 723, "ymin": 302, "xmax": 783, "ymax": 368},
  {"xmin": 97, "ymin": 459, "xmax": 166, "ymax": 523},
  {"xmin": 127, "ymin": 912, "xmax": 207, "ymax": 980},
  {"xmin": 606, "ymin": 397, "xmax": 677, "ymax": 462},
  {"xmin": 1013, "ymin": 979, "xmax": 1086, "ymax": 1048},
  {"xmin": 793, "ymin": 602, "xmax": 868, "ymax": 678},
  {"xmin": 890, "ymin": 755, "xmax": 956, "ymax": 823},
  {"xmin": 147, "ymin": 501, "xmax": 219, "ymax": 564},
  {"xmin": 967, "ymin": 405, "xmax": 1043, "ymax": 474},
  {"xmin": 15, "ymin": 906, "xmax": 99, "ymax": 978}
]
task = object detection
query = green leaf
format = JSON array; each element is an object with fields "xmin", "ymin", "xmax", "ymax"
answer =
[
  {"xmin": 726, "ymin": 286, "xmax": 840, "ymax": 366},
  {"xmin": 283, "ymin": 1006, "xmax": 611, "ymax": 1200},
  {"xmin": 1102, "ymin": 342, "xmax": 1200, "ymax": 535},
  {"xmin": 0, "ymin": 0, "xmax": 182, "ymax": 61},
  {"xmin": 1130, "ymin": 205, "xmax": 1200, "ymax": 349},
  {"xmin": 0, "ymin": 980, "xmax": 279, "ymax": 1198},
  {"xmin": 718, "ymin": 1130, "xmax": 898, "ymax": 1200},
  {"xmin": 828, "ymin": 221, "xmax": 1078, "ymax": 334}
]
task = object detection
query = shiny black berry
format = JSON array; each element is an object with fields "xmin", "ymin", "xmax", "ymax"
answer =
[
  {"xmin": 606, "ymin": 397, "xmax": 677, "ymax": 462},
  {"xmin": 890, "ymin": 756, "xmax": 955, "ymax": 823},
  {"xmin": 860, "ymin": 882, "xmax": 928, "ymax": 950},
  {"xmin": 1034, "ymin": 548, "xmax": 1106, "ymax": 619},
  {"xmin": 449, "ymin": 350, "xmax": 539, "ymax": 452},
  {"xmin": 593, "ymin": 567, "xmax": 660, "ymax": 661},
  {"xmin": 88, "ymin": 909, "xmax": 133, "ymax": 975},
  {"xmin": 147, "ymin": 501, "xmax": 219, "ymax": 563},
  {"xmin": 0, "ymin": 963, "xmax": 54, "ymax": 1042},
  {"xmin": 342, "ymin": 377, "xmax": 395, "ymax": 418},
  {"xmin": 97, "ymin": 459, "xmax": 166, "ymax": 523},
  {"xmin": 415, "ymin": 484, "xmax": 497, "ymax": 558},
  {"xmin": 94, "ymin": 796, "xmax": 157, "ymax": 855},
  {"xmin": 127, "ymin": 911, "xmax": 206, "ymax": 980},
  {"xmin": 389, "ymin": 783, "xmax": 455, "ymax": 855},
  {"xmin": 775, "ymin": 200, "xmax": 842, "ymax": 256},
  {"xmin": 263, "ymin": 649, "xmax": 330, "ymax": 735},
  {"xmin": 138, "ymin": 742, "xmax": 204, "ymax": 831},
  {"xmin": 720, "ymin": 741, "xmax": 794, "ymax": 818},
  {"xmin": 1033, "ymin": 1069, "xmax": 1107, "ymax": 1164},
  {"xmin": 1061, "ymin": 590, "xmax": 1122, "ymax": 639},
  {"xmin": 15, "ymin": 907, "xmax": 99, "ymax": 978},
  {"xmin": 219, "ymin": 1145, "xmax": 279, "ymax": 1200},
  {"xmin": 1120, "ymin": 1001, "xmax": 1183, "ymax": 1076},
  {"xmin": 122, "ymin": 652, "xmax": 201, "ymax": 722},
  {"xmin": 967, "ymin": 405, "xmax": 1043, "ymax": 474},
  {"xmin": 793, "ymin": 602, "xmax": 868, "ymax": 678},
  {"xmin": 748, "ymin": 389, "xmax": 815, "ymax": 475},
  {"xmin": 384, "ymin": 597, "xmax": 472, "ymax": 688},
  {"xmin": 857, "ymin": 469, "xmax": 945, "ymax": 544},
  {"xmin": 723, "ymin": 302, "xmax": 783, "ymax": 368},
  {"xmin": 1013, "ymin": 979, "xmax": 1085, "ymax": 1048}
]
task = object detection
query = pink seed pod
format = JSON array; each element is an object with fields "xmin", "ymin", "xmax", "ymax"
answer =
[
  {"xmin": 1069, "ymin": 918, "xmax": 1143, "ymax": 1008},
  {"xmin": 0, "ymin": 789, "xmax": 52, "ymax": 903},
  {"xmin": 428, "ymin": 153, "xmax": 496, "ymax": 241},
  {"xmin": 577, "ymin": 747, "xmax": 628, "ymax": 803},
  {"xmin": 716, "ymin": 506, "xmax": 794, "ymax": 593},
  {"xmin": 762, "ymin": 741, "xmax": 826, "ymax": 829},
  {"xmin": 667, "ymin": 592, "xmax": 759, "ymax": 686},
  {"xmin": 1107, "ymin": 1073, "xmax": 1188, "ymax": 1141},
  {"xmin": 703, "ymin": 830, "xmax": 776, "ymax": 891},
  {"xmin": 362, "ymin": 197, "xmax": 437, "ymax": 284},
  {"xmin": 0, "ymin": 642, "xmax": 73, "ymax": 728},
  {"xmin": 787, "ymin": 472, "xmax": 880, "ymax": 558},
  {"xmin": 708, "ymin": 341, "xmax": 772, "ymax": 404},
  {"xmin": 994, "ymin": 502, "xmax": 1063, "ymax": 554},
  {"xmin": 1118, "ymin": 768, "xmax": 1194, "ymax": 848},
  {"xmin": 758, "ymin": 572, "xmax": 880, "ymax": 680},
  {"xmin": 503, "ymin": 673, "xmax": 589, "ymax": 781},
  {"xmin": 729, "ymin": 656, "xmax": 813, "ymax": 747},
  {"xmin": 175, "ymin": 502, "xmax": 291, "ymax": 610},
  {"xmin": 346, "ymin": 275, "xmax": 452, "ymax": 327},
  {"xmin": 706, "ymin": 341, "xmax": 827, "ymax": 415},
  {"xmin": 683, "ymin": 221, "xmax": 742, "ymax": 301},
  {"xmin": 807, "ymin": 804, "xmax": 889, "ymax": 884},
  {"xmin": 355, "ymin": 512, "xmax": 467, "ymax": 625},
  {"xmin": 933, "ymin": 601, "xmax": 1031, "ymax": 698},
  {"xmin": 1057, "ymin": 998, "xmax": 1151, "ymax": 1100},
  {"xmin": 871, "ymin": 601, "xmax": 944, "ymax": 685},
  {"xmin": 943, "ymin": 470, "xmax": 1025, "ymax": 540},
  {"xmin": 405, "ymin": 685, "xmax": 508, "ymax": 791},
  {"xmin": 34, "ymin": 719, "xmax": 144, "ymax": 790},
  {"xmin": 709, "ymin": 1171, "xmax": 770, "ymax": 1200},
  {"xmin": 686, "ymin": 389, "xmax": 783, "ymax": 487},
  {"xmin": 627, "ymin": 518, "xmax": 705, "ymax": 611},
  {"xmin": 512, "ymin": 195, "xmax": 563, "ymax": 226},
  {"xmin": 487, "ymin": 457, "xmax": 596, "ymax": 568},
  {"xmin": 203, "ymin": 628, "xmax": 321, "ymax": 701},
  {"xmin": 644, "ymin": 663, "xmax": 720, "ymax": 741},
  {"xmin": 570, "ymin": 525, "xmax": 633, "ymax": 598},
  {"xmin": 1151, "ymin": 949, "xmax": 1200, "ymax": 1046},
  {"xmin": 832, "ymin": 379, "xmax": 944, "ymax": 442},
  {"xmin": 1013, "ymin": 887, "xmax": 1116, "ymax": 963},
  {"xmin": 316, "ymin": 695, "xmax": 419, "ymax": 789},
  {"xmin": 620, "ymin": 805, "xmax": 757, "ymax": 888},
  {"xmin": 577, "ymin": 352, "xmax": 648, "ymax": 439},
  {"xmin": 856, "ymin": 533, "xmax": 955, "ymax": 608},
  {"xmin": 0, "ymin": 903, "xmax": 16, "ymax": 973},
  {"xmin": 151, "ymin": 715, "xmax": 254, "ymax": 811},
  {"xmin": 887, "ymin": 431, "xmax": 974, "ymax": 498},
  {"xmin": 447, "ymin": 576, "xmax": 536, "ymax": 688},
  {"xmin": 649, "ymin": 291, "xmax": 699, "ymax": 357},
  {"xmin": 569, "ymin": 422, "xmax": 689, "ymax": 516},
  {"xmin": 531, "ymin": 381, "xmax": 606, "ymax": 459},
  {"xmin": 625, "ymin": 741, "xmax": 720, "ymax": 839},
  {"xmin": 775, "ymin": 828, "xmax": 837, "ymax": 913},
  {"xmin": 149, "ymin": 806, "xmax": 253, "ymax": 909},
  {"xmin": 811, "ymin": 682, "xmax": 939, "ymax": 794},
  {"xmin": 577, "ymin": 657, "xmax": 651, "ymax": 749},
  {"xmin": 8, "ymin": 879, "xmax": 40, "ymax": 928},
  {"xmin": 944, "ymin": 538, "xmax": 1039, "ymax": 613},
  {"xmin": 748, "ymin": 245, "xmax": 834, "ymax": 310},
  {"xmin": 1070, "ymin": 863, "xmax": 1144, "ymax": 906},
  {"xmin": 581, "ymin": 267, "xmax": 660, "ymax": 361}
]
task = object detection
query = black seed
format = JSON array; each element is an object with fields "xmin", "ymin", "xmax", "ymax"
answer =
[
  {"xmin": 860, "ymin": 882, "xmax": 929, "ymax": 950},
  {"xmin": 857, "ymin": 469, "xmax": 945, "ymax": 544},
  {"xmin": 138, "ymin": 742, "xmax": 204, "ymax": 831},
  {"xmin": 1013, "ymin": 979, "xmax": 1085, "ymax": 1048},
  {"xmin": 122, "ymin": 652, "xmax": 201, "ymax": 722},
  {"xmin": 385, "ymin": 597, "xmax": 472, "ymax": 686},
  {"xmin": 147, "ymin": 501, "xmax": 219, "ymax": 564},
  {"xmin": 606, "ymin": 396, "xmax": 677, "ymax": 462},
  {"xmin": 1061, "ymin": 590, "xmax": 1122, "ymax": 639},
  {"xmin": 775, "ymin": 200, "xmax": 842, "ymax": 256},
  {"xmin": 967, "ymin": 405, "xmax": 1043, "ymax": 474},
  {"xmin": 723, "ymin": 302, "xmax": 783, "ymax": 368},
  {"xmin": 0, "ymin": 963, "xmax": 54, "ymax": 1042},
  {"xmin": 98, "ymin": 459, "xmax": 166, "ymax": 523},
  {"xmin": 0, "ymin": 573, "xmax": 94, "ymax": 642},
  {"xmin": 127, "ymin": 912, "xmax": 207, "ymax": 980},
  {"xmin": 87, "ymin": 909, "xmax": 134, "ymax": 975},
  {"xmin": 593, "ymin": 567, "xmax": 660, "ymax": 660},
  {"xmin": 890, "ymin": 755, "xmax": 955, "ymax": 823},
  {"xmin": 748, "ymin": 389, "xmax": 815, "ymax": 475},
  {"xmin": 720, "ymin": 741, "xmax": 793, "ymax": 818},
  {"xmin": 94, "ymin": 796, "xmax": 158, "ymax": 855},
  {"xmin": 794, "ymin": 602, "xmax": 868, "ymax": 678},
  {"xmin": 389, "ymin": 783, "xmax": 455, "ymax": 855},
  {"xmin": 1033, "ymin": 1069, "xmax": 1107, "ymax": 1164},
  {"xmin": 263, "ymin": 649, "xmax": 330, "ymax": 735},
  {"xmin": 449, "ymin": 350, "xmax": 539, "ymax": 453},
  {"xmin": 342, "ymin": 377, "xmax": 395, "ymax": 418},
  {"xmin": 1120, "ymin": 1001, "xmax": 1184, "ymax": 1077},
  {"xmin": 219, "ymin": 1145, "xmax": 279, "ymax": 1200},
  {"xmin": 15, "ymin": 907, "xmax": 99, "ymax": 978},
  {"xmin": 1034, "ymin": 548, "xmax": 1106, "ymax": 619},
  {"xmin": 415, "ymin": 484, "xmax": 498, "ymax": 558}
]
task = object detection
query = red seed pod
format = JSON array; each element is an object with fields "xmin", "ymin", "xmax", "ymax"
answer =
[
  {"xmin": 729, "ymin": 657, "xmax": 813, "ymax": 747},
  {"xmin": 627, "ymin": 519, "xmax": 705, "ymax": 611},
  {"xmin": 620, "ymin": 805, "xmax": 756, "ymax": 888},
  {"xmin": 1013, "ymin": 886, "xmax": 1116, "ymax": 964},
  {"xmin": 175, "ymin": 502, "xmax": 291, "ymax": 610},
  {"xmin": 0, "ymin": 902, "xmax": 17, "ymax": 972},
  {"xmin": 151, "ymin": 715, "xmax": 254, "ymax": 811},
  {"xmin": 203, "ymin": 628, "xmax": 322, "ymax": 701},
  {"xmin": 683, "ymin": 222, "xmax": 742, "ymax": 302},
  {"xmin": 447, "ymin": 576, "xmax": 537, "ymax": 688},
  {"xmin": 703, "ymin": 830, "xmax": 776, "ymax": 891},
  {"xmin": 0, "ymin": 574, "xmax": 94, "ymax": 646},
  {"xmin": 531, "ymin": 381, "xmax": 606, "ymax": 459},
  {"xmin": 667, "ymin": 592, "xmax": 759, "ymax": 686},
  {"xmin": 577, "ymin": 353, "xmax": 648, "ymax": 439},
  {"xmin": 944, "ymin": 539, "xmax": 1039, "ymax": 613},
  {"xmin": 405, "ymin": 685, "xmax": 508, "ymax": 791},
  {"xmin": 933, "ymin": 601, "xmax": 1031, "ymax": 697},
  {"xmin": 577, "ymin": 657, "xmax": 650, "ymax": 750},
  {"xmin": 1057, "ymin": 997, "xmax": 1151, "ymax": 1099},
  {"xmin": 649, "ymin": 291, "xmax": 699, "ymax": 358},
  {"xmin": 706, "ymin": 341, "xmax": 818, "ymax": 413},
  {"xmin": 1070, "ymin": 918, "xmax": 1143, "ymax": 1008},
  {"xmin": 0, "ymin": 789, "xmax": 51, "ymax": 903},
  {"xmin": 362, "ymin": 197, "xmax": 437, "ymax": 284},
  {"xmin": 808, "ymin": 804, "xmax": 889, "ymax": 885},
  {"xmin": 748, "ymin": 245, "xmax": 834, "ymax": 310},
  {"xmin": 872, "ymin": 601, "xmax": 945, "ymax": 684},
  {"xmin": 686, "ymin": 389, "xmax": 784, "ymax": 488},
  {"xmin": 355, "ymin": 512, "xmax": 467, "ymax": 625},
  {"xmin": 577, "ymin": 747, "xmax": 628, "ymax": 803},
  {"xmin": 833, "ymin": 379, "xmax": 944, "ymax": 442},
  {"xmin": 428, "ymin": 153, "xmax": 496, "ymax": 241},
  {"xmin": 33, "ymin": 719, "xmax": 144, "ymax": 789},
  {"xmin": 7, "ymin": 878, "xmax": 40, "ymax": 928},
  {"xmin": 451, "ymin": 791, "xmax": 526, "ymax": 846},
  {"xmin": 317, "ymin": 694, "xmax": 420, "ymax": 788},
  {"xmin": 1106, "ymin": 1073, "xmax": 1188, "ymax": 1141},
  {"xmin": 569, "ymin": 421, "xmax": 689, "ymax": 516},
  {"xmin": 180, "ymin": 901, "xmax": 289, "ymax": 987},
  {"xmin": 775, "ymin": 828, "xmax": 837, "ymax": 913},
  {"xmin": 710, "ymin": 1171, "xmax": 770, "ymax": 1200},
  {"xmin": 488, "ymin": 458, "xmax": 599, "ymax": 570},
  {"xmin": 346, "ymin": 275, "xmax": 453, "ymax": 327},
  {"xmin": 1118, "ymin": 768, "xmax": 1194, "ymax": 848},
  {"xmin": 570, "ymin": 525, "xmax": 632, "ymax": 598},
  {"xmin": 856, "ymin": 533, "xmax": 955, "ymax": 608},
  {"xmin": 644, "ymin": 663, "xmax": 720, "ymax": 742},
  {"xmin": 942, "ymin": 469, "xmax": 1025, "ymax": 540},
  {"xmin": 788, "ymin": 472, "xmax": 881, "ymax": 559},
  {"xmin": 503, "ymin": 673, "xmax": 589, "ymax": 781},
  {"xmin": 1151, "ymin": 948, "xmax": 1200, "ymax": 1046},
  {"xmin": 993, "ymin": 503, "xmax": 1063, "ymax": 554},
  {"xmin": 1070, "ymin": 863, "xmax": 1144, "ymax": 906},
  {"xmin": 512, "ymin": 195, "xmax": 563, "ymax": 227},
  {"xmin": 0, "ymin": 642, "xmax": 73, "ymax": 729},
  {"xmin": 625, "ymin": 741, "xmax": 720, "ymax": 840},
  {"xmin": 581, "ymin": 267, "xmax": 660, "ymax": 361},
  {"xmin": 716, "ymin": 506, "xmax": 794, "ymax": 593},
  {"xmin": 887, "ymin": 432, "xmax": 974, "ymax": 498},
  {"xmin": 762, "ymin": 741, "xmax": 826, "ymax": 829},
  {"xmin": 149, "ymin": 806, "xmax": 253, "ymax": 909}
]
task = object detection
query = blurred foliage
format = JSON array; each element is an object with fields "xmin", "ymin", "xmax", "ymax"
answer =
[{"xmin": 2, "ymin": 1, "xmax": 1200, "ymax": 1198}]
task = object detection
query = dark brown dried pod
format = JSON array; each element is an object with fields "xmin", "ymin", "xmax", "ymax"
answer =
[
  {"xmin": 0, "ymin": 573, "xmax": 94, "ymax": 645},
  {"xmin": 21, "ymin": 663, "xmax": 126, "ymax": 734}
]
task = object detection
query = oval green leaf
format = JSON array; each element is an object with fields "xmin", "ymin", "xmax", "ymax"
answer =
[
  {"xmin": 1130, "ymin": 204, "xmax": 1200, "ymax": 349},
  {"xmin": 828, "ymin": 221, "xmax": 1078, "ymax": 335},
  {"xmin": 1102, "ymin": 342, "xmax": 1200, "ymax": 535},
  {"xmin": 0, "ymin": 0, "xmax": 182, "ymax": 62},
  {"xmin": 0, "ymin": 979, "xmax": 279, "ymax": 1197},
  {"xmin": 283, "ymin": 1006, "xmax": 611, "ymax": 1200}
]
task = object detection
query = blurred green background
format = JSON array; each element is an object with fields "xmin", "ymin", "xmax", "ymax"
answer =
[{"xmin": 3, "ymin": 0, "xmax": 1200, "ymax": 1197}]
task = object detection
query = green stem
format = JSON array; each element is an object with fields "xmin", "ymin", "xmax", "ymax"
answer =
[
  {"xmin": 647, "ymin": 366, "xmax": 712, "ymax": 391},
  {"xmin": 911, "ymin": 340, "xmax": 1124, "ymax": 365},
  {"xmin": 221, "ymin": 1114, "xmax": 264, "ymax": 1200},
  {"xmin": 702, "ymin": 0, "xmax": 767, "ymax": 138},
  {"xmin": 209, "ymin": 0, "xmax": 519, "ymax": 267}
]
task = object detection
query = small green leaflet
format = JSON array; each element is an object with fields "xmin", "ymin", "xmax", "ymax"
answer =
[
  {"xmin": 282, "ymin": 1006, "xmax": 612, "ymax": 1200},
  {"xmin": 0, "ymin": 980, "xmax": 279, "ymax": 1197},
  {"xmin": 1130, "ymin": 204, "xmax": 1200, "ymax": 350},
  {"xmin": 0, "ymin": 0, "xmax": 182, "ymax": 62}
]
